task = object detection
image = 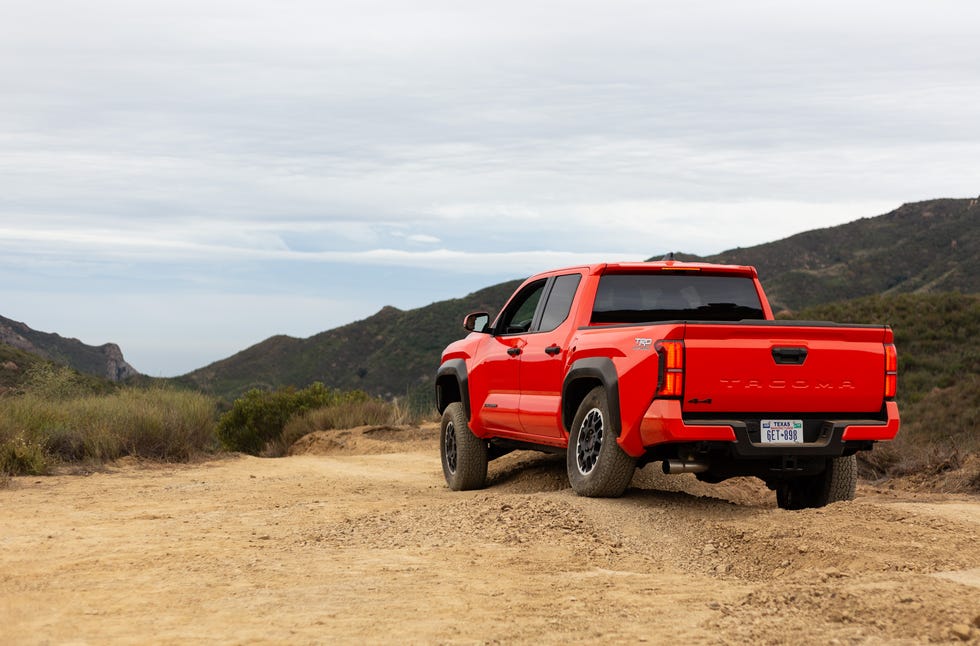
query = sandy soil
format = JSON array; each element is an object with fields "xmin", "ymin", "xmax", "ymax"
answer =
[{"xmin": 2, "ymin": 424, "xmax": 979, "ymax": 645}]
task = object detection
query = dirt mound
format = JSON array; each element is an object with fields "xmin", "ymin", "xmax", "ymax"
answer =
[
  {"xmin": 487, "ymin": 451, "xmax": 570, "ymax": 493},
  {"xmin": 288, "ymin": 423, "xmax": 439, "ymax": 456},
  {"xmin": 892, "ymin": 452, "xmax": 980, "ymax": 494},
  {"xmin": 632, "ymin": 464, "xmax": 774, "ymax": 507}
]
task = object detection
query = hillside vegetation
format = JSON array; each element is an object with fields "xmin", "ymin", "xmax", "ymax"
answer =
[
  {"xmin": 790, "ymin": 292, "xmax": 980, "ymax": 486},
  {"xmin": 180, "ymin": 279, "xmax": 522, "ymax": 401},
  {"xmin": 1, "ymin": 346, "xmax": 112, "ymax": 396},
  {"xmin": 705, "ymin": 197, "xmax": 980, "ymax": 310}
]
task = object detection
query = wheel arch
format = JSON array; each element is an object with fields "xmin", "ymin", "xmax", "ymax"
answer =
[
  {"xmin": 562, "ymin": 357, "xmax": 621, "ymax": 436},
  {"xmin": 435, "ymin": 359, "xmax": 471, "ymax": 419}
]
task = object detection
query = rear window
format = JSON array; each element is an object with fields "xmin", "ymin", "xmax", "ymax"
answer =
[{"xmin": 591, "ymin": 273, "xmax": 765, "ymax": 324}]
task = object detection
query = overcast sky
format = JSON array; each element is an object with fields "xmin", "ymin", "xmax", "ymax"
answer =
[{"xmin": 2, "ymin": 1, "xmax": 978, "ymax": 376}]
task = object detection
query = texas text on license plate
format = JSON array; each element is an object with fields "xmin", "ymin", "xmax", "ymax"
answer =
[{"xmin": 761, "ymin": 419, "xmax": 804, "ymax": 444}]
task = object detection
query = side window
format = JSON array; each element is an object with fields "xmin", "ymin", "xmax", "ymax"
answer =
[
  {"xmin": 538, "ymin": 274, "xmax": 581, "ymax": 332},
  {"xmin": 496, "ymin": 279, "xmax": 547, "ymax": 335}
]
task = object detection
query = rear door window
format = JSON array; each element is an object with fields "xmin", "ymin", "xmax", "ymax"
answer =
[{"xmin": 538, "ymin": 273, "xmax": 582, "ymax": 332}]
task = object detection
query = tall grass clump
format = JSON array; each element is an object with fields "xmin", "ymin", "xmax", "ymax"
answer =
[
  {"xmin": 0, "ymin": 385, "xmax": 218, "ymax": 476},
  {"xmin": 404, "ymin": 383, "xmax": 439, "ymax": 423}
]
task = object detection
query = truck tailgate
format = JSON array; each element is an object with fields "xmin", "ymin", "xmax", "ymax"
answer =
[{"xmin": 681, "ymin": 322, "xmax": 890, "ymax": 414}]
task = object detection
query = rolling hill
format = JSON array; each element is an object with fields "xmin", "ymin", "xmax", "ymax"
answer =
[
  {"xmin": 699, "ymin": 197, "xmax": 980, "ymax": 310},
  {"xmin": 180, "ymin": 197, "xmax": 980, "ymax": 401},
  {"xmin": 178, "ymin": 279, "xmax": 523, "ymax": 400}
]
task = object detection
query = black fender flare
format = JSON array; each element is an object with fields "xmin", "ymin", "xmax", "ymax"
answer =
[
  {"xmin": 561, "ymin": 357, "xmax": 621, "ymax": 436},
  {"xmin": 435, "ymin": 359, "xmax": 471, "ymax": 420}
]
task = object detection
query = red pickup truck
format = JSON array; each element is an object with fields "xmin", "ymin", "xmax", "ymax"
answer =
[{"xmin": 435, "ymin": 261, "xmax": 900, "ymax": 509}]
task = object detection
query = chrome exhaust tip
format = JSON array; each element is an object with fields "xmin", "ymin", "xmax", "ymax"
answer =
[{"xmin": 663, "ymin": 459, "xmax": 709, "ymax": 474}]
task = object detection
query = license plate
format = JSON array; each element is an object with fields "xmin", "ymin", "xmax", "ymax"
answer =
[{"xmin": 761, "ymin": 419, "xmax": 804, "ymax": 444}]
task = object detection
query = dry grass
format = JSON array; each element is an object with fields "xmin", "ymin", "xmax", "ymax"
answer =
[{"xmin": 0, "ymin": 387, "xmax": 217, "ymax": 476}]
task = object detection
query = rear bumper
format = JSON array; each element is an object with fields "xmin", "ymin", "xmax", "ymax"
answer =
[{"xmin": 619, "ymin": 399, "xmax": 900, "ymax": 458}]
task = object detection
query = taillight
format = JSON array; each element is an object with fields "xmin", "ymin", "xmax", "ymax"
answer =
[
  {"xmin": 884, "ymin": 344, "xmax": 898, "ymax": 399},
  {"xmin": 655, "ymin": 340, "xmax": 684, "ymax": 398}
]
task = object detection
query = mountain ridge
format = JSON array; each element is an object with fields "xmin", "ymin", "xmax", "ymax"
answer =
[
  {"xmin": 180, "ymin": 196, "xmax": 980, "ymax": 400},
  {"xmin": 4, "ymin": 196, "xmax": 977, "ymax": 398},
  {"xmin": 702, "ymin": 197, "xmax": 979, "ymax": 310}
]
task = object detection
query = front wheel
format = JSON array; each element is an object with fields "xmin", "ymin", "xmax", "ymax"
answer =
[
  {"xmin": 440, "ymin": 402, "xmax": 488, "ymax": 491},
  {"xmin": 776, "ymin": 455, "xmax": 856, "ymax": 510},
  {"xmin": 566, "ymin": 387, "xmax": 636, "ymax": 497}
]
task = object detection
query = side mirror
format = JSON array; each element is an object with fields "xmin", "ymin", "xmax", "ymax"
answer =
[{"xmin": 463, "ymin": 312, "xmax": 491, "ymax": 333}]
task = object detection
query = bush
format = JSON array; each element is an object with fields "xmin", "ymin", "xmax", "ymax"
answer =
[
  {"xmin": 21, "ymin": 362, "xmax": 113, "ymax": 399},
  {"xmin": 216, "ymin": 383, "xmax": 371, "ymax": 455},
  {"xmin": 0, "ymin": 437, "xmax": 49, "ymax": 476}
]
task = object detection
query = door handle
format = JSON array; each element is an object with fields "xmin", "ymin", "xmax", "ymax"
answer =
[
  {"xmin": 544, "ymin": 345, "xmax": 561, "ymax": 356},
  {"xmin": 507, "ymin": 347, "xmax": 522, "ymax": 357}
]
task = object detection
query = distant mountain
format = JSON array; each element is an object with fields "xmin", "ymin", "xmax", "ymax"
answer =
[
  {"xmin": 179, "ymin": 280, "xmax": 522, "ymax": 400},
  {"xmin": 684, "ymin": 197, "xmax": 980, "ymax": 311},
  {"xmin": 0, "ymin": 315, "xmax": 139, "ymax": 382},
  {"xmin": 182, "ymin": 197, "xmax": 980, "ymax": 401}
]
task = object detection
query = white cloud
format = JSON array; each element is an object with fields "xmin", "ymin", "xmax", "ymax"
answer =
[
  {"xmin": 0, "ymin": 222, "xmax": 637, "ymax": 273},
  {"xmin": 2, "ymin": 0, "xmax": 979, "ymax": 374},
  {"xmin": 405, "ymin": 234, "xmax": 441, "ymax": 244}
]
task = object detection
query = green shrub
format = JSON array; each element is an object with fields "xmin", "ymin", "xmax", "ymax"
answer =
[
  {"xmin": 22, "ymin": 362, "xmax": 112, "ymax": 399},
  {"xmin": 216, "ymin": 383, "xmax": 370, "ymax": 455}
]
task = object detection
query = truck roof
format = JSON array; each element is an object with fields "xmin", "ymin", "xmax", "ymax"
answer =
[{"xmin": 548, "ymin": 261, "xmax": 759, "ymax": 278}]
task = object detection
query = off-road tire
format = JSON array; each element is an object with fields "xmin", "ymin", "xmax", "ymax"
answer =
[
  {"xmin": 776, "ymin": 455, "xmax": 857, "ymax": 510},
  {"xmin": 440, "ymin": 402, "xmax": 488, "ymax": 491},
  {"xmin": 566, "ymin": 386, "xmax": 636, "ymax": 497}
]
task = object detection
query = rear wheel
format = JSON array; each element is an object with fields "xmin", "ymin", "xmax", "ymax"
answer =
[
  {"xmin": 440, "ymin": 402, "xmax": 488, "ymax": 491},
  {"xmin": 776, "ymin": 455, "xmax": 856, "ymax": 510},
  {"xmin": 566, "ymin": 387, "xmax": 636, "ymax": 497}
]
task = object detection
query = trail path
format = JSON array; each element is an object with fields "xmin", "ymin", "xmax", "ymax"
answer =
[{"xmin": 2, "ymin": 425, "xmax": 979, "ymax": 644}]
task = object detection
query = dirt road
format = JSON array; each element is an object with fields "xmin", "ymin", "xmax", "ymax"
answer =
[{"xmin": 2, "ymin": 425, "xmax": 979, "ymax": 644}]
